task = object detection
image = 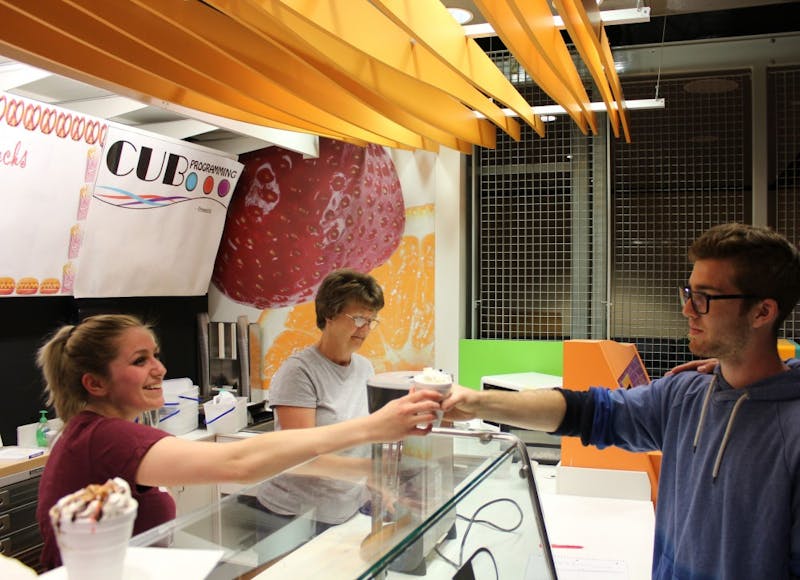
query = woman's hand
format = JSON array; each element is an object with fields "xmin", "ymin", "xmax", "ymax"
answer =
[
  {"xmin": 366, "ymin": 389, "xmax": 442, "ymax": 442},
  {"xmin": 665, "ymin": 358, "xmax": 719, "ymax": 376}
]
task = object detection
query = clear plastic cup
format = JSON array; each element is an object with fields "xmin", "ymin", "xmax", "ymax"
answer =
[{"xmin": 54, "ymin": 500, "xmax": 137, "ymax": 580}]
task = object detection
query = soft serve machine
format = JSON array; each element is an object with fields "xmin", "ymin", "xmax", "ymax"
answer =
[
  {"xmin": 197, "ymin": 313, "xmax": 270, "ymax": 424},
  {"xmin": 364, "ymin": 372, "xmax": 456, "ymax": 575},
  {"xmin": 197, "ymin": 313, "xmax": 258, "ymax": 398}
]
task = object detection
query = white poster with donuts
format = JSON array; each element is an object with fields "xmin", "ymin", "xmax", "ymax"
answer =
[
  {"xmin": 73, "ymin": 124, "xmax": 243, "ymax": 297},
  {"xmin": 0, "ymin": 91, "xmax": 106, "ymax": 297}
]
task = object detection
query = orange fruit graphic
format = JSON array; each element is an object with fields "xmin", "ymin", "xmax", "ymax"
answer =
[{"xmin": 257, "ymin": 203, "xmax": 435, "ymax": 391}]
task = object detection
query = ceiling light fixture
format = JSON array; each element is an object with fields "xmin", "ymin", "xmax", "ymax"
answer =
[
  {"xmin": 463, "ymin": 7, "xmax": 650, "ymax": 38},
  {"xmin": 683, "ymin": 78, "xmax": 739, "ymax": 94},
  {"xmin": 447, "ymin": 8, "xmax": 474, "ymax": 25},
  {"xmin": 474, "ymin": 98, "xmax": 665, "ymax": 118}
]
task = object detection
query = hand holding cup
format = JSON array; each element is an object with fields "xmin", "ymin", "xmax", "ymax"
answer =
[{"xmin": 412, "ymin": 367, "xmax": 453, "ymax": 427}]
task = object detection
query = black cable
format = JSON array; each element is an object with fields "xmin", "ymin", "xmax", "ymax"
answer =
[
  {"xmin": 461, "ymin": 547, "xmax": 499, "ymax": 580},
  {"xmin": 435, "ymin": 545, "xmax": 459, "ymax": 568},
  {"xmin": 456, "ymin": 513, "xmax": 523, "ymax": 533},
  {"xmin": 434, "ymin": 496, "xmax": 524, "ymax": 577},
  {"xmin": 654, "ymin": 15, "xmax": 668, "ymax": 100},
  {"xmin": 458, "ymin": 497, "xmax": 524, "ymax": 569}
]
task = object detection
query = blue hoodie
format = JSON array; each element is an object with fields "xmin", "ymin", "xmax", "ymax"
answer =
[{"xmin": 556, "ymin": 366, "xmax": 800, "ymax": 579}]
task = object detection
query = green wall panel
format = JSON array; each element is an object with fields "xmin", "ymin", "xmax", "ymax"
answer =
[{"xmin": 457, "ymin": 340, "xmax": 564, "ymax": 390}]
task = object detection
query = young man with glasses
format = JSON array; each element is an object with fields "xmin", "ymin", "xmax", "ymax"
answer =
[
  {"xmin": 443, "ymin": 223, "xmax": 800, "ymax": 579},
  {"xmin": 254, "ymin": 269, "xmax": 385, "ymax": 532}
]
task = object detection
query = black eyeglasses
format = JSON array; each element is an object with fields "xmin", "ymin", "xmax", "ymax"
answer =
[
  {"xmin": 343, "ymin": 314, "xmax": 380, "ymax": 330},
  {"xmin": 678, "ymin": 286, "xmax": 758, "ymax": 315}
]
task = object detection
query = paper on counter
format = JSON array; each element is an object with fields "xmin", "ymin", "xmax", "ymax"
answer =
[
  {"xmin": 39, "ymin": 547, "xmax": 224, "ymax": 580},
  {"xmin": 0, "ymin": 446, "xmax": 45, "ymax": 460}
]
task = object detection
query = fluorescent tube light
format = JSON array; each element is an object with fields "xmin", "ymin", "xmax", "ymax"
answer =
[
  {"xmin": 474, "ymin": 98, "xmax": 665, "ymax": 118},
  {"xmin": 463, "ymin": 7, "xmax": 651, "ymax": 38}
]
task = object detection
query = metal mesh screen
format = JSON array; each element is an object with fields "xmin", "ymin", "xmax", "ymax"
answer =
[
  {"xmin": 771, "ymin": 66, "xmax": 800, "ymax": 340},
  {"xmin": 474, "ymin": 48, "xmax": 597, "ymax": 340},
  {"xmin": 472, "ymin": 54, "xmax": 756, "ymax": 376},
  {"xmin": 610, "ymin": 73, "xmax": 750, "ymax": 376}
]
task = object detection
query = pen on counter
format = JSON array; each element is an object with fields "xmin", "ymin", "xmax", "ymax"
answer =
[
  {"xmin": 17, "ymin": 450, "xmax": 45, "ymax": 459},
  {"xmin": 551, "ymin": 544, "xmax": 584, "ymax": 549}
]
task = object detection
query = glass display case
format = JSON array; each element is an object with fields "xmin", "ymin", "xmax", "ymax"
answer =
[{"xmin": 130, "ymin": 429, "xmax": 557, "ymax": 579}]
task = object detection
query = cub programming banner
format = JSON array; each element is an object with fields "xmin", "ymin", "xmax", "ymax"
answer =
[{"xmin": 74, "ymin": 124, "xmax": 243, "ymax": 297}]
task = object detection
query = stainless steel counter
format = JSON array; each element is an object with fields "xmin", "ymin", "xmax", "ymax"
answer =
[{"xmin": 239, "ymin": 419, "xmax": 275, "ymax": 434}]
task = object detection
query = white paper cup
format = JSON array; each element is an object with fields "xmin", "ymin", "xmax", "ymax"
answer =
[
  {"xmin": 412, "ymin": 376, "xmax": 452, "ymax": 427},
  {"xmin": 54, "ymin": 500, "xmax": 137, "ymax": 580}
]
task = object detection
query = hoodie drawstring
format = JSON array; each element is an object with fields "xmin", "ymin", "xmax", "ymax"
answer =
[
  {"xmin": 711, "ymin": 392, "xmax": 749, "ymax": 480},
  {"xmin": 691, "ymin": 375, "xmax": 751, "ymax": 481},
  {"xmin": 692, "ymin": 376, "xmax": 716, "ymax": 452}
]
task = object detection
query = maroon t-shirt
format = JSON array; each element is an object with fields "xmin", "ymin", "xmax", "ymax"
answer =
[{"xmin": 37, "ymin": 411, "xmax": 176, "ymax": 570}]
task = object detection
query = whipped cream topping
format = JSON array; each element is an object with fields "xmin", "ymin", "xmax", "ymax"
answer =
[
  {"xmin": 414, "ymin": 367, "xmax": 451, "ymax": 385},
  {"xmin": 50, "ymin": 477, "xmax": 135, "ymax": 529}
]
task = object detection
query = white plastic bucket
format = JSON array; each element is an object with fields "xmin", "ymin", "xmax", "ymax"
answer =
[
  {"xmin": 158, "ymin": 398, "xmax": 199, "ymax": 435},
  {"xmin": 163, "ymin": 380, "xmax": 199, "ymax": 405},
  {"xmin": 158, "ymin": 379, "xmax": 200, "ymax": 435},
  {"xmin": 204, "ymin": 396, "xmax": 248, "ymax": 434}
]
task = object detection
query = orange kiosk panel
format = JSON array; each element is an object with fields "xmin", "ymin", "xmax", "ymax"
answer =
[
  {"xmin": 778, "ymin": 338, "xmax": 797, "ymax": 361},
  {"xmin": 561, "ymin": 339, "xmax": 662, "ymax": 504}
]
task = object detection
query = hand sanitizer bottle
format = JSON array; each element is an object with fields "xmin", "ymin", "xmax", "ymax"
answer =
[{"xmin": 36, "ymin": 410, "xmax": 50, "ymax": 448}]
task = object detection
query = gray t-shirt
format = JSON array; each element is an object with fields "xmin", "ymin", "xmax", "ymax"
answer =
[{"xmin": 257, "ymin": 345, "xmax": 373, "ymax": 524}]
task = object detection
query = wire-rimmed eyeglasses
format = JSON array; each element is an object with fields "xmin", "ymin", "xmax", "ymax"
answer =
[
  {"xmin": 678, "ymin": 286, "xmax": 758, "ymax": 315},
  {"xmin": 344, "ymin": 313, "xmax": 380, "ymax": 330}
]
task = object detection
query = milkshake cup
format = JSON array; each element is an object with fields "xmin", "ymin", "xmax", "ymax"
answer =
[
  {"xmin": 50, "ymin": 478, "xmax": 138, "ymax": 580},
  {"xmin": 412, "ymin": 368, "xmax": 453, "ymax": 427}
]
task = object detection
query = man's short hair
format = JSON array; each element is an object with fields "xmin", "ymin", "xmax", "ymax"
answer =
[
  {"xmin": 315, "ymin": 269, "xmax": 384, "ymax": 330},
  {"xmin": 689, "ymin": 223, "xmax": 800, "ymax": 331}
]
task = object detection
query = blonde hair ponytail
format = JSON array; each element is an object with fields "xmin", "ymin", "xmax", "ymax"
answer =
[{"xmin": 37, "ymin": 315, "xmax": 153, "ymax": 423}]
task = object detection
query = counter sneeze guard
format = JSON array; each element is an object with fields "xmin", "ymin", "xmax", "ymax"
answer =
[{"xmin": 129, "ymin": 429, "xmax": 558, "ymax": 579}]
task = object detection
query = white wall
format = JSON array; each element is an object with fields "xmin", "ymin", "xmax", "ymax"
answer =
[{"xmin": 432, "ymin": 147, "xmax": 467, "ymax": 381}]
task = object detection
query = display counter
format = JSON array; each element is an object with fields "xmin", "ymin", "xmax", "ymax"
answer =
[
  {"xmin": 28, "ymin": 425, "xmax": 656, "ymax": 579},
  {"xmin": 119, "ymin": 428, "xmax": 655, "ymax": 579},
  {"xmin": 0, "ymin": 453, "xmax": 48, "ymax": 571},
  {"xmin": 128, "ymin": 429, "xmax": 559, "ymax": 579},
  {"xmin": 0, "ymin": 453, "xmax": 48, "ymax": 480}
]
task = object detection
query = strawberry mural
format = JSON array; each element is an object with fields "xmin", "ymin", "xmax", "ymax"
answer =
[{"xmin": 212, "ymin": 138, "xmax": 406, "ymax": 309}]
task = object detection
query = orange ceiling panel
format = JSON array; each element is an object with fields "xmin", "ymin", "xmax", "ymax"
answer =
[
  {"xmin": 0, "ymin": 0, "xmax": 634, "ymax": 150},
  {"xmin": 369, "ymin": 0, "xmax": 545, "ymax": 137},
  {"xmin": 553, "ymin": 0, "xmax": 631, "ymax": 141}
]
